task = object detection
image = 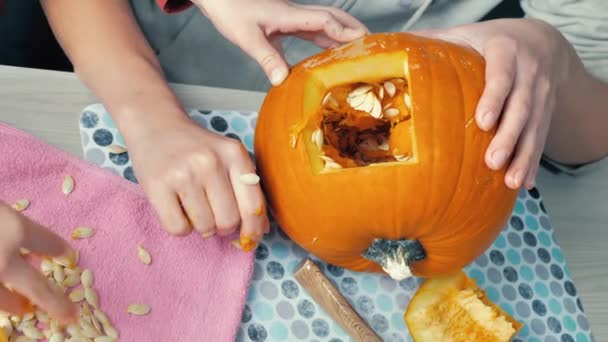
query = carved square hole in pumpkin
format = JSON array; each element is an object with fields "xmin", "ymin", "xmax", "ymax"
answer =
[{"xmin": 308, "ymin": 77, "xmax": 417, "ymax": 171}]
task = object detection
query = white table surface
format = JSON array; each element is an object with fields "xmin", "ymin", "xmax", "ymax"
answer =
[{"xmin": 1, "ymin": 64, "xmax": 606, "ymax": 338}]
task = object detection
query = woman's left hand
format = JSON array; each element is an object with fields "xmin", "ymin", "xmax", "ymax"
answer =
[{"xmin": 414, "ymin": 18, "xmax": 576, "ymax": 189}]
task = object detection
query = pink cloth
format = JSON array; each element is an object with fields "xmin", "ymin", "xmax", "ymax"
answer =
[{"xmin": 0, "ymin": 123, "xmax": 253, "ymax": 341}]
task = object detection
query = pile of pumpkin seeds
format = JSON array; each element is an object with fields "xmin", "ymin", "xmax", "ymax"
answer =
[{"xmin": 2, "ymin": 174, "xmax": 156, "ymax": 342}]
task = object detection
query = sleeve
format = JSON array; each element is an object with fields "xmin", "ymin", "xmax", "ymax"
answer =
[
  {"xmin": 156, "ymin": 0, "xmax": 193, "ymax": 14},
  {"xmin": 521, "ymin": 0, "xmax": 608, "ymax": 82}
]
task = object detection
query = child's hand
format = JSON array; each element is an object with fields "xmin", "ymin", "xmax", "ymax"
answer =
[
  {"xmin": 127, "ymin": 117, "xmax": 269, "ymax": 247},
  {"xmin": 0, "ymin": 204, "xmax": 77, "ymax": 322},
  {"xmin": 192, "ymin": 0, "xmax": 368, "ymax": 86},
  {"xmin": 414, "ymin": 19, "xmax": 576, "ymax": 189}
]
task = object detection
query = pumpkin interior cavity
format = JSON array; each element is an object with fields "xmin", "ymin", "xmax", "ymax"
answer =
[{"xmin": 310, "ymin": 78, "xmax": 416, "ymax": 170}]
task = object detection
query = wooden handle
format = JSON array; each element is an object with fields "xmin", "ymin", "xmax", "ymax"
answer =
[{"xmin": 293, "ymin": 258, "xmax": 382, "ymax": 342}]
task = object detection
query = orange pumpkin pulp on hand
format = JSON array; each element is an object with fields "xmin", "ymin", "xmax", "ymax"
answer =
[{"xmin": 254, "ymin": 33, "xmax": 518, "ymax": 280}]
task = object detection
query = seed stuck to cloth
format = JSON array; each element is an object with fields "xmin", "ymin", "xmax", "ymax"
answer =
[
  {"xmin": 126, "ymin": 304, "xmax": 151, "ymax": 316},
  {"xmin": 137, "ymin": 244, "xmax": 152, "ymax": 265},
  {"xmin": 11, "ymin": 199, "xmax": 30, "ymax": 212},
  {"xmin": 62, "ymin": 175, "xmax": 75, "ymax": 195}
]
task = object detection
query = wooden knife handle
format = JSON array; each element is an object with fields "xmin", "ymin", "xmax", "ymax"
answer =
[{"xmin": 293, "ymin": 258, "xmax": 382, "ymax": 342}]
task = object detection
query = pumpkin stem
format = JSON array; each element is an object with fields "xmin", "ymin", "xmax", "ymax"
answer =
[{"xmin": 362, "ymin": 238, "xmax": 426, "ymax": 280}]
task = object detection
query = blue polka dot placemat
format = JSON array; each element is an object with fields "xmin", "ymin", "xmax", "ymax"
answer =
[{"xmin": 79, "ymin": 104, "xmax": 594, "ymax": 342}]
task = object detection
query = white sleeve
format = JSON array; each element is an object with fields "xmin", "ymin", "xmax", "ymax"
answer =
[{"xmin": 521, "ymin": 0, "xmax": 608, "ymax": 82}]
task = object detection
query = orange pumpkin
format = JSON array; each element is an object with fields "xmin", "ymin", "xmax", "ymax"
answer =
[{"xmin": 254, "ymin": 32, "xmax": 518, "ymax": 279}]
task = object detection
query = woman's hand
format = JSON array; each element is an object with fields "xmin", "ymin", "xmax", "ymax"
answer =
[
  {"xmin": 0, "ymin": 204, "xmax": 77, "ymax": 322},
  {"xmin": 126, "ymin": 116, "xmax": 269, "ymax": 249},
  {"xmin": 415, "ymin": 18, "xmax": 576, "ymax": 189},
  {"xmin": 192, "ymin": 0, "xmax": 368, "ymax": 86}
]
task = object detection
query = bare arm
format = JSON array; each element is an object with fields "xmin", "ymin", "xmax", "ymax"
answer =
[
  {"xmin": 40, "ymin": 0, "xmax": 187, "ymax": 140},
  {"xmin": 522, "ymin": 0, "xmax": 608, "ymax": 164},
  {"xmin": 544, "ymin": 51, "xmax": 608, "ymax": 165}
]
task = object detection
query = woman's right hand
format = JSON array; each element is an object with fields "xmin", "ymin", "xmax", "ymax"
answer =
[
  {"xmin": 127, "ymin": 116, "xmax": 269, "ymax": 250},
  {"xmin": 0, "ymin": 204, "xmax": 77, "ymax": 322}
]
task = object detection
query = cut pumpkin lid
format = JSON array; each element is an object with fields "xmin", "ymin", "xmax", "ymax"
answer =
[{"xmin": 405, "ymin": 271, "xmax": 522, "ymax": 342}]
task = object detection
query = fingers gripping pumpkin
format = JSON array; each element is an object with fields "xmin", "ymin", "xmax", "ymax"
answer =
[{"xmin": 254, "ymin": 33, "xmax": 518, "ymax": 280}]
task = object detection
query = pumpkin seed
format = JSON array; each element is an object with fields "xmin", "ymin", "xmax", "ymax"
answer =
[
  {"xmin": 80, "ymin": 269, "xmax": 93, "ymax": 288},
  {"xmin": 137, "ymin": 245, "xmax": 152, "ymax": 265},
  {"xmin": 49, "ymin": 333, "xmax": 66, "ymax": 342},
  {"xmin": 84, "ymin": 288, "xmax": 99, "ymax": 309},
  {"xmin": 311, "ymin": 128, "xmax": 324, "ymax": 151},
  {"xmin": 71, "ymin": 227, "xmax": 94, "ymax": 240},
  {"xmin": 384, "ymin": 108, "xmax": 400, "ymax": 118},
  {"xmin": 35, "ymin": 310, "xmax": 49, "ymax": 323},
  {"xmin": 289, "ymin": 134, "xmax": 297, "ymax": 148},
  {"xmin": 69, "ymin": 288, "xmax": 85, "ymax": 303},
  {"xmin": 53, "ymin": 263, "xmax": 65, "ymax": 283},
  {"xmin": 50, "ymin": 319, "xmax": 61, "ymax": 333},
  {"xmin": 324, "ymin": 161, "xmax": 343, "ymax": 170},
  {"xmin": 377, "ymin": 85, "xmax": 384, "ymax": 99},
  {"xmin": 348, "ymin": 84, "xmax": 373, "ymax": 98},
  {"xmin": 94, "ymin": 337, "xmax": 114, "ymax": 342},
  {"xmin": 239, "ymin": 173, "xmax": 260, "ymax": 185},
  {"xmin": 356, "ymin": 92, "xmax": 376, "ymax": 113},
  {"xmin": 92, "ymin": 311, "xmax": 109, "ymax": 326},
  {"xmin": 81, "ymin": 302, "xmax": 92, "ymax": 318},
  {"xmin": 369, "ymin": 96, "xmax": 383, "ymax": 119},
  {"xmin": 40, "ymin": 258, "xmax": 54, "ymax": 276},
  {"xmin": 103, "ymin": 325, "xmax": 118, "ymax": 340},
  {"xmin": 1, "ymin": 317, "xmax": 13, "ymax": 336},
  {"xmin": 53, "ymin": 253, "xmax": 76, "ymax": 268},
  {"xmin": 383, "ymin": 81, "xmax": 396, "ymax": 97},
  {"xmin": 22, "ymin": 325, "xmax": 43, "ymax": 339},
  {"xmin": 107, "ymin": 145, "xmax": 127, "ymax": 154},
  {"xmin": 64, "ymin": 267, "xmax": 82, "ymax": 277},
  {"xmin": 43, "ymin": 328, "xmax": 54, "ymax": 339},
  {"xmin": 21, "ymin": 313, "xmax": 34, "ymax": 321},
  {"xmin": 11, "ymin": 199, "xmax": 30, "ymax": 212},
  {"xmin": 319, "ymin": 155, "xmax": 335, "ymax": 163},
  {"xmin": 90, "ymin": 315, "xmax": 102, "ymax": 335},
  {"xmin": 394, "ymin": 154, "xmax": 410, "ymax": 162},
  {"xmin": 79, "ymin": 318, "xmax": 99, "ymax": 338},
  {"xmin": 66, "ymin": 324, "xmax": 83, "ymax": 337},
  {"xmin": 63, "ymin": 273, "xmax": 81, "ymax": 287},
  {"xmin": 322, "ymin": 92, "xmax": 338, "ymax": 108},
  {"xmin": 62, "ymin": 175, "xmax": 75, "ymax": 195},
  {"xmin": 201, "ymin": 231, "xmax": 216, "ymax": 239},
  {"xmin": 9, "ymin": 315, "xmax": 20, "ymax": 326},
  {"xmin": 346, "ymin": 93, "xmax": 367, "ymax": 108},
  {"xmin": 14, "ymin": 337, "xmax": 35, "ymax": 342},
  {"xmin": 126, "ymin": 304, "xmax": 150, "ymax": 316},
  {"xmin": 404, "ymin": 93, "xmax": 412, "ymax": 109},
  {"xmin": 378, "ymin": 142, "xmax": 390, "ymax": 151},
  {"xmin": 231, "ymin": 239, "xmax": 243, "ymax": 250}
]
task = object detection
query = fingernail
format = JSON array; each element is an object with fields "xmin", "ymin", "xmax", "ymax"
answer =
[
  {"xmin": 240, "ymin": 236, "xmax": 258, "ymax": 252},
  {"xmin": 480, "ymin": 112, "xmax": 494, "ymax": 130},
  {"xmin": 491, "ymin": 149, "xmax": 508, "ymax": 169},
  {"xmin": 509, "ymin": 170, "xmax": 523, "ymax": 189},
  {"xmin": 344, "ymin": 27, "xmax": 366, "ymax": 39},
  {"xmin": 201, "ymin": 231, "xmax": 216, "ymax": 239},
  {"xmin": 254, "ymin": 206, "xmax": 265, "ymax": 217},
  {"xmin": 270, "ymin": 68, "xmax": 288, "ymax": 86}
]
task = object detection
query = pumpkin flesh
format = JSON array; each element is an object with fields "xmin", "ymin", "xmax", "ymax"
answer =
[{"xmin": 254, "ymin": 33, "xmax": 518, "ymax": 278}]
